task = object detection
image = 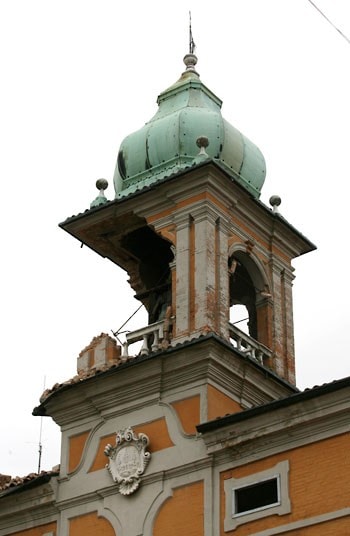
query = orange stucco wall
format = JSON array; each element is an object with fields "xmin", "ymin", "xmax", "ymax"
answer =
[
  {"xmin": 220, "ymin": 433, "xmax": 350, "ymax": 535},
  {"xmin": 89, "ymin": 417, "xmax": 173, "ymax": 472},
  {"xmin": 153, "ymin": 480, "xmax": 204, "ymax": 535},
  {"xmin": 286, "ymin": 517, "xmax": 350, "ymax": 535},
  {"xmin": 89, "ymin": 432, "xmax": 115, "ymax": 472},
  {"xmin": 68, "ymin": 430, "xmax": 90, "ymax": 473},
  {"xmin": 69, "ymin": 512, "xmax": 115, "ymax": 535},
  {"xmin": 207, "ymin": 384, "xmax": 242, "ymax": 421},
  {"xmin": 9, "ymin": 523, "xmax": 56, "ymax": 535},
  {"xmin": 133, "ymin": 419, "xmax": 174, "ymax": 450},
  {"xmin": 171, "ymin": 395, "xmax": 200, "ymax": 435}
]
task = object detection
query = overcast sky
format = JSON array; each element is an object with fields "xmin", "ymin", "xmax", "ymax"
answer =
[{"xmin": 1, "ymin": 0, "xmax": 350, "ymax": 477}]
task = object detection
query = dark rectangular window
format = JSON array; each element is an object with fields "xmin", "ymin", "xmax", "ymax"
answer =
[{"xmin": 234, "ymin": 477, "xmax": 279, "ymax": 515}]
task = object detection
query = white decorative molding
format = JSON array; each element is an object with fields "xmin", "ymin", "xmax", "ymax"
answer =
[
  {"xmin": 228, "ymin": 322, "xmax": 272, "ymax": 365},
  {"xmin": 123, "ymin": 320, "xmax": 167, "ymax": 358},
  {"xmin": 104, "ymin": 427, "xmax": 151, "ymax": 495},
  {"xmin": 251, "ymin": 507, "xmax": 350, "ymax": 535},
  {"xmin": 224, "ymin": 460, "xmax": 290, "ymax": 531}
]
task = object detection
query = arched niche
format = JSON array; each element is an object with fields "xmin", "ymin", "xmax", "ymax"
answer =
[{"xmin": 228, "ymin": 248, "xmax": 272, "ymax": 347}]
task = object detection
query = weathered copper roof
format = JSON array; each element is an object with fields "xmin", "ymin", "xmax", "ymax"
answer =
[{"xmin": 113, "ymin": 54, "xmax": 266, "ymax": 199}]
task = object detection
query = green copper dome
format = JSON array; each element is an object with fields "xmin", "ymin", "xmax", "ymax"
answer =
[{"xmin": 114, "ymin": 54, "xmax": 266, "ymax": 199}]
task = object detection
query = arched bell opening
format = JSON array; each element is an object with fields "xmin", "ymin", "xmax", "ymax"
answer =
[
  {"xmin": 229, "ymin": 251, "xmax": 272, "ymax": 347},
  {"xmin": 120, "ymin": 225, "xmax": 174, "ymax": 325}
]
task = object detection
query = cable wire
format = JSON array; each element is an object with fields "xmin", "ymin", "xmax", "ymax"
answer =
[
  {"xmin": 112, "ymin": 303, "xmax": 144, "ymax": 339},
  {"xmin": 307, "ymin": 0, "xmax": 350, "ymax": 45}
]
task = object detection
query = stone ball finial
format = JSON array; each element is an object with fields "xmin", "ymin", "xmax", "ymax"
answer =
[
  {"xmin": 96, "ymin": 178, "xmax": 108, "ymax": 191},
  {"xmin": 183, "ymin": 53, "xmax": 198, "ymax": 73},
  {"xmin": 90, "ymin": 179, "xmax": 109, "ymax": 209},
  {"xmin": 269, "ymin": 195, "xmax": 282, "ymax": 213},
  {"xmin": 196, "ymin": 136, "xmax": 209, "ymax": 149},
  {"xmin": 196, "ymin": 136, "xmax": 209, "ymax": 158}
]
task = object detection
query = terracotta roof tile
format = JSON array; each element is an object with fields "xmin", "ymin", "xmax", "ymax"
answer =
[{"xmin": 0, "ymin": 469, "xmax": 59, "ymax": 494}]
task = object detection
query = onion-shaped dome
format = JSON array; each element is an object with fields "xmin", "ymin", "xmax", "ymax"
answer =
[{"xmin": 114, "ymin": 54, "xmax": 266, "ymax": 199}]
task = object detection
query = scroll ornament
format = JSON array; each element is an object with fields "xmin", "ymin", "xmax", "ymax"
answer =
[{"xmin": 104, "ymin": 427, "xmax": 151, "ymax": 495}]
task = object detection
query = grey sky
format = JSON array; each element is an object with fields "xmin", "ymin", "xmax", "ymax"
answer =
[{"xmin": 1, "ymin": 0, "xmax": 349, "ymax": 477}]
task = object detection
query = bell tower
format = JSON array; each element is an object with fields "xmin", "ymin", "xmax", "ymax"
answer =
[{"xmin": 60, "ymin": 52, "xmax": 315, "ymax": 386}]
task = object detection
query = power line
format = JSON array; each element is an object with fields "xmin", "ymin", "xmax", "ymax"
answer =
[{"xmin": 307, "ymin": 0, "xmax": 350, "ymax": 45}]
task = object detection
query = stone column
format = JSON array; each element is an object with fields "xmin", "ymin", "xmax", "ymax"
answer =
[
  {"xmin": 281, "ymin": 266, "xmax": 296, "ymax": 384},
  {"xmin": 173, "ymin": 211, "xmax": 192, "ymax": 338},
  {"xmin": 172, "ymin": 202, "xmax": 231, "ymax": 343},
  {"xmin": 216, "ymin": 216, "xmax": 230, "ymax": 340},
  {"xmin": 192, "ymin": 203, "xmax": 217, "ymax": 334},
  {"xmin": 269, "ymin": 258, "xmax": 296, "ymax": 384},
  {"xmin": 269, "ymin": 258, "xmax": 286, "ymax": 379}
]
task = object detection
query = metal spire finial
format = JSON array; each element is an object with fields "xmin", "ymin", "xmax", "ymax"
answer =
[
  {"xmin": 189, "ymin": 11, "xmax": 196, "ymax": 54},
  {"xmin": 183, "ymin": 11, "xmax": 199, "ymax": 75}
]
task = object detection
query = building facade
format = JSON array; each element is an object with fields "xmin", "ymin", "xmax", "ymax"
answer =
[{"xmin": 1, "ymin": 50, "xmax": 349, "ymax": 536}]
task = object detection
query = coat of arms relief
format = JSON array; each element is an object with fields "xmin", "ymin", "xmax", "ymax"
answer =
[{"xmin": 104, "ymin": 427, "xmax": 151, "ymax": 495}]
